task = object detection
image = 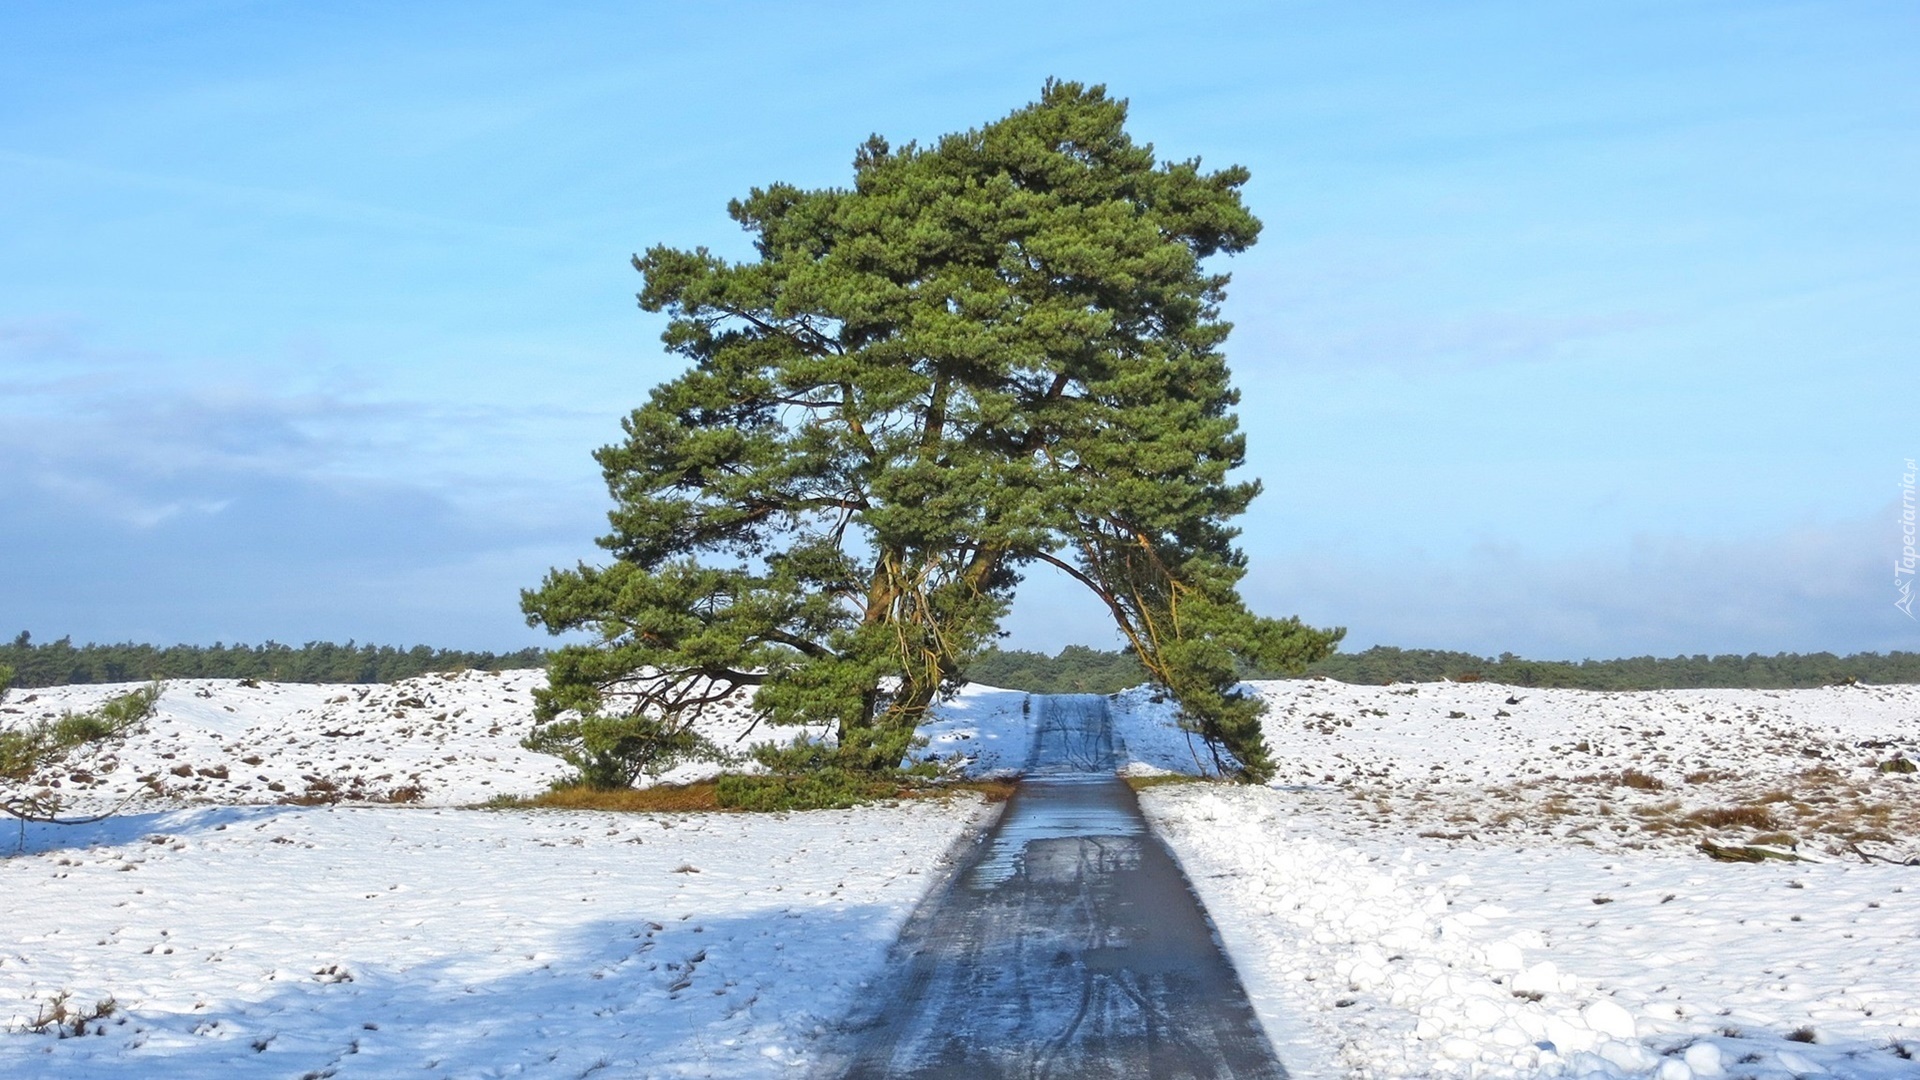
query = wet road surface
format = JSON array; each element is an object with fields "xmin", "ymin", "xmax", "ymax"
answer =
[{"xmin": 824, "ymin": 695, "xmax": 1287, "ymax": 1079}]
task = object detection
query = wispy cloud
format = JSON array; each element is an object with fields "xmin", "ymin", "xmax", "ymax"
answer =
[
  {"xmin": 1, "ymin": 318, "xmax": 605, "ymax": 524},
  {"xmin": 1244, "ymin": 511, "xmax": 1913, "ymax": 659},
  {"xmin": 0, "ymin": 321, "xmax": 606, "ymax": 645}
]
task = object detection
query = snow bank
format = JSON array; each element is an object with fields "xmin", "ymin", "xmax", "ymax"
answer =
[
  {"xmin": 12, "ymin": 671, "xmax": 1920, "ymax": 1078},
  {"xmin": 0, "ymin": 673, "xmax": 1000, "ymax": 1077},
  {"xmin": 5, "ymin": 671, "xmax": 562, "ymax": 808},
  {"xmin": 1105, "ymin": 678, "xmax": 1920, "ymax": 858},
  {"xmin": 1106, "ymin": 679, "xmax": 1920, "ymax": 1076},
  {"xmin": 918, "ymin": 682, "xmax": 1221, "ymax": 780},
  {"xmin": 3, "ymin": 669, "xmax": 834, "ymax": 810},
  {"xmin": 1144, "ymin": 784, "xmax": 1920, "ymax": 1079},
  {"xmin": 1243, "ymin": 679, "xmax": 1920, "ymax": 858},
  {"xmin": 0, "ymin": 798, "xmax": 989, "ymax": 1077},
  {"xmin": 914, "ymin": 683, "xmax": 1032, "ymax": 776}
]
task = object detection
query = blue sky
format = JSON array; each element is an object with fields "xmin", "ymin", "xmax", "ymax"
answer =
[{"xmin": 3, "ymin": 0, "xmax": 1915, "ymax": 658}]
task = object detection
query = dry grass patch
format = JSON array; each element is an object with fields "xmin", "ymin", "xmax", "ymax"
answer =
[
  {"xmin": 1123, "ymin": 773, "xmax": 1210, "ymax": 793},
  {"xmin": 1617, "ymin": 768, "xmax": 1665, "ymax": 791},
  {"xmin": 1684, "ymin": 805, "xmax": 1781, "ymax": 831},
  {"xmin": 1302, "ymin": 733, "xmax": 1920, "ymax": 855},
  {"xmin": 18, "ymin": 992, "xmax": 119, "ymax": 1038},
  {"xmin": 945, "ymin": 778, "xmax": 1020, "ymax": 802},
  {"xmin": 528, "ymin": 781, "xmax": 727, "ymax": 812}
]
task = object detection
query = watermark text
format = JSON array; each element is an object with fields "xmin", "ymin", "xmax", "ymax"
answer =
[{"xmin": 1899, "ymin": 457, "xmax": 1916, "ymax": 618}]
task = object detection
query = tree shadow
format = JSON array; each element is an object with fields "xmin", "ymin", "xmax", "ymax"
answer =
[
  {"xmin": 0, "ymin": 899, "xmax": 899, "ymax": 1077},
  {"xmin": 9, "ymin": 805, "xmax": 301, "ymax": 858},
  {"xmin": 916, "ymin": 687, "xmax": 1032, "ymax": 776}
]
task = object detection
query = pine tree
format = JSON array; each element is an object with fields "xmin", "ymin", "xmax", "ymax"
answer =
[{"xmin": 523, "ymin": 81, "xmax": 1342, "ymax": 784}]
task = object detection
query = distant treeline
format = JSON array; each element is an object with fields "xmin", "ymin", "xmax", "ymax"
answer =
[
  {"xmin": 1, "ymin": 633, "xmax": 547, "ymax": 689},
  {"xmin": 11, "ymin": 633, "xmax": 1917, "ymax": 692},
  {"xmin": 966, "ymin": 645, "xmax": 1920, "ymax": 694},
  {"xmin": 1304, "ymin": 646, "xmax": 1920, "ymax": 689},
  {"xmin": 966, "ymin": 645, "xmax": 1152, "ymax": 694}
]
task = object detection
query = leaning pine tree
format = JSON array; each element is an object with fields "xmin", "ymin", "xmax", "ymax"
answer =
[{"xmin": 522, "ymin": 80, "xmax": 1342, "ymax": 789}]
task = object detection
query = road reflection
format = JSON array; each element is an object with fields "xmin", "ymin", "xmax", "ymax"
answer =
[{"xmin": 827, "ymin": 695, "xmax": 1288, "ymax": 1079}]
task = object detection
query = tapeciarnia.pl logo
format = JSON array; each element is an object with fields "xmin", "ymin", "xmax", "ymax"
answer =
[{"xmin": 1899, "ymin": 458, "xmax": 1917, "ymax": 618}]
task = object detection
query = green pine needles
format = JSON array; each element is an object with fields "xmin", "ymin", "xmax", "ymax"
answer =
[
  {"xmin": 522, "ymin": 80, "xmax": 1342, "ymax": 786},
  {"xmin": 1, "ymin": 664, "xmax": 162, "ymax": 827}
]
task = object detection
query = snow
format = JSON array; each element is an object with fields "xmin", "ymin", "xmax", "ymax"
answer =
[
  {"xmin": 915, "ymin": 682, "xmax": 1211, "ymax": 780},
  {"xmin": 1119, "ymin": 680, "xmax": 1920, "ymax": 1079},
  {"xmin": 912, "ymin": 682, "xmax": 1032, "ymax": 776},
  {"xmin": 7, "ymin": 672, "xmax": 1920, "ymax": 1077},
  {"xmin": 0, "ymin": 800, "xmax": 989, "ymax": 1077},
  {"xmin": 1235, "ymin": 678, "xmax": 1920, "ymax": 860},
  {"xmin": 0, "ymin": 670, "xmax": 818, "ymax": 811},
  {"xmin": 0, "ymin": 675, "xmax": 990, "ymax": 1077}
]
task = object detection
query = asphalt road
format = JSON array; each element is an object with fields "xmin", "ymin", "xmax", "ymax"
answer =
[{"xmin": 823, "ymin": 695, "xmax": 1287, "ymax": 1079}]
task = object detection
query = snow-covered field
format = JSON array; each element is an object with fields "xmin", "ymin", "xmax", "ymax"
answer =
[
  {"xmin": 1147, "ymin": 784, "xmax": 1920, "ymax": 1080},
  {"xmin": 0, "ymin": 670, "xmax": 805, "ymax": 810},
  {"xmin": 0, "ymin": 800, "xmax": 986, "ymax": 1078},
  {"xmin": 0, "ymin": 675, "xmax": 992, "ymax": 1077},
  {"xmin": 1229, "ymin": 679, "xmax": 1920, "ymax": 861},
  {"xmin": 5, "ymin": 674, "xmax": 1919, "ymax": 1078},
  {"xmin": 1121, "ymin": 680, "xmax": 1920, "ymax": 1079}
]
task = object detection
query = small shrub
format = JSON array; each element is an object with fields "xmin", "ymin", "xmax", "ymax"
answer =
[
  {"xmin": 715, "ymin": 769, "xmax": 904, "ymax": 811},
  {"xmin": 1879, "ymin": 757, "xmax": 1917, "ymax": 775},
  {"xmin": 21, "ymin": 992, "xmax": 117, "ymax": 1037},
  {"xmin": 493, "ymin": 774, "xmax": 1008, "ymax": 814},
  {"xmin": 1787, "ymin": 1026, "xmax": 1817, "ymax": 1043}
]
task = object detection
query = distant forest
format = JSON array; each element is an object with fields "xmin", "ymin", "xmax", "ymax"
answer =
[
  {"xmin": 967, "ymin": 645, "xmax": 1920, "ymax": 694},
  {"xmin": 8, "ymin": 633, "xmax": 1918, "ymax": 692},
  {"xmin": 0, "ymin": 633, "xmax": 546, "ymax": 689}
]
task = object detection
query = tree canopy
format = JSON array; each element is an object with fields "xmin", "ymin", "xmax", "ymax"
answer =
[{"xmin": 523, "ymin": 81, "xmax": 1342, "ymax": 784}]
